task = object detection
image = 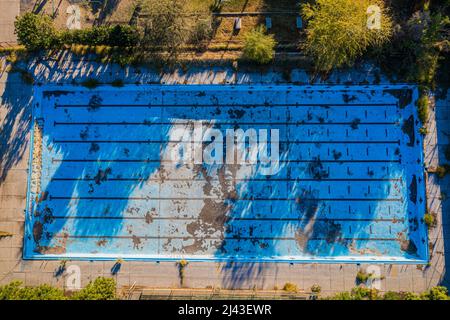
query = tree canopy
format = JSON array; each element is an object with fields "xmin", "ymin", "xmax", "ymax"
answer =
[{"xmin": 301, "ymin": 0, "xmax": 393, "ymax": 72}]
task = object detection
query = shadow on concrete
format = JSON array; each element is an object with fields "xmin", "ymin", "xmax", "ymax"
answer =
[
  {"xmin": 0, "ymin": 64, "xmax": 33, "ymax": 183},
  {"xmin": 435, "ymin": 86, "xmax": 450, "ymax": 288},
  {"xmin": 90, "ymin": 0, "xmax": 121, "ymax": 25}
]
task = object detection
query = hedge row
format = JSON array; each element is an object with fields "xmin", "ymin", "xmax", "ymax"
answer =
[
  {"xmin": 15, "ymin": 13, "xmax": 139, "ymax": 51},
  {"xmin": 0, "ymin": 277, "xmax": 116, "ymax": 300}
]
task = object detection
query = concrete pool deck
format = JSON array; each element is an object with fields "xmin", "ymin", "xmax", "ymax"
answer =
[{"xmin": 0, "ymin": 56, "xmax": 449, "ymax": 294}]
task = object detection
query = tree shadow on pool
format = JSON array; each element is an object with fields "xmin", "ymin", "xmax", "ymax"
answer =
[{"xmin": 23, "ymin": 85, "xmax": 169, "ymax": 257}]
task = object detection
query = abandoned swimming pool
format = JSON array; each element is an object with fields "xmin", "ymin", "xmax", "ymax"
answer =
[{"xmin": 23, "ymin": 85, "xmax": 428, "ymax": 263}]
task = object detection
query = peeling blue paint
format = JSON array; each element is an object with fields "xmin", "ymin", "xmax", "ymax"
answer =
[{"xmin": 23, "ymin": 85, "xmax": 428, "ymax": 263}]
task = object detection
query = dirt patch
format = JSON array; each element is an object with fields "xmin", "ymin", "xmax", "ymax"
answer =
[
  {"xmin": 132, "ymin": 235, "xmax": 142, "ymax": 250},
  {"xmin": 332, "ymin": 150, "xmax": 342, "ymax": 160},
  {"xmin": 342, "ymin": 94, "xmax": 357, "ymax": 103},
  {"xmin": 80, "ymin": 127, "xmax": 89, "ymax": 140},
  {"xmin": 399, "ymin": 238, "xmax": 418, "ymax": 255},
  {"xmin": 350, "ymin": 118, "xmax": 361, "ymax": 130},
  {"xmin": 88, "ymin": 94, "xmax": 103, "ymax": 111},
  {"xmin": 33, "ymin": 221, "xmax": 43, "ymax": 243},
  {"xmin": 144, "ymin": 211, "xmax": 154, "ymax": 224},
  {"xmin": 295, "ymin": 229, "xmax": 308, "ymax": 250},
  {"xmin": 96, "ymin": 239, "xmax": 108, "ymax": 247},
  {"xmin": 308, "ymin": 157, "xmax": 329, "ymax": 180},
  {"xmin": 180, "ymin": 165, "xmax": 236, "ymax": 254},
  {"xmin": 36, "ymin": 233, "xmax": 69, "ymax": 255},
  {"xmin": 89, "ymin": 142, "xmax": 100, "ymax": 153},
  {"xmin": 227, "ymin": 109, "xmax": 246, "ymax": 119},
  {"xmin": 94, "ymin": 168, "xmax": 112, "ymax": 185}
]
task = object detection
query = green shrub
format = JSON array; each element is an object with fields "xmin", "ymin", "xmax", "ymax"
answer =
[
  {"xmin": 242, "ymin": 26, "xmax": 276, "ymax": 64},
  {"xmin": 72, "ymin": 277, "xmax": 116, "ymax": 300},
  {"xmin": 282, "ymin": 282, "xmax": 298, "ymax": 293},
  {"xmin": 383, "ymin": 291, "xmax": 403, "ymax": 300},
  {"xmin": 383, "ymin": 291, "xmax": 422, "ymax": 300},
  {"xmin": 190, "ymin": 17, "xmax": 214, "ymax": 47},
  {"xmin": 140, "ymin": 0, "xmax": 188, "ymax": 61},
  {"xmin": 311, "ymin": 284, "xmax": 321, "ymax": 294},
  {"xmin": 329, "ymin": 287, "xmax": 379, "ymax": 300},
  {"xmin": 351, "ymin": 287, "xmax": 379, "ymax": 300},
  {"xmin": 421, "ymin": 286, "xmax": 449, "ymax": 300},
  {"xmin": 60, "ymin": 25, "xmax": 139, "ymax": 48},
  {"xmin": 356, "ymin": 270, "xmax": 371, "ymax": 284},
  {"xmin": 177, "ymin": 259, "xmax": 189, "ymax": 286},
  {"xmin": 327, "ymin": 286, "xmax": 448, "ymax": 300},
  {"xmin": 0, "ymin": 281, "xmax": 66, "ymax": 300},
  {"xmin": 424, "ymin": 212, "xmax": 435, "ymax": 228},
  {"xmin": 419, "ymin": 126, "xmax": 428, "ymax": 135},
  {"xmin": 301, "ymin": 0, "xmax": 392, "ymax": 72},
  {"xmin": 14, "ymin": 13, "xmax": 57, "ymax": 51},
  {"xmin": 417, "ymin": 94, "xmax": 429, "ymax": 124}
]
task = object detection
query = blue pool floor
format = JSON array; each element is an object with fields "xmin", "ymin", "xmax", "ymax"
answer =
[{"xmin": 23, "ymin": 85, "xmax": 428, "ymax": 263}]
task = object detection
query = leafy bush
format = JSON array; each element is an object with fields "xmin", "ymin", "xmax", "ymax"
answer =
[
  {"xmin": 242, "ymin": 26, "xmax": 276, "ymax": 64},
  {"xmin": 61, "ymin": 25, "xmax": 139, "ymax": 47},
  {"xmin": 282, "ymin": 282, "xmax": 298, "ymax": 293},
  {"xmin": 327, "ymin": 286, "xmax": 448, "ymax": 300},
  {"xmin": 424, "ymin": 212, "xmax": 436, "ymax": 228},
  {"xmin": 377, "ymin": 8, "xmax": 449, "ymax": 86},
  {"xmin": 14, "ymin": 13, "xmax": 57, "ymax": 51},
  {"xmin": 407, "ymin": 11, "xmax": 449, "ymax": 86},
  {"xmin": 140, "ymin": 0, "xmax": 188, "ymax": 60},
  {"xmin": 311, "ymin": 284, "xmax": 322, "ymax": 294},
  {"xmin": 417, "ymin": 93, "xmax": 430, "ymax": 124},
  {"xmin": 0, "ymin": 281, "xmax": 66, "ymax": 300},
  {"xmin": 190, "ymin": 17, "xmax": 214, "ymax": 46},
  {"xmin": 382, "ymin": 291, "xmax": 403, "ymax": 300},
  {"xmin": 356, "ymin": 270, "xmax": 372, "ymax": 284},
  {"xmin": 421, "ymin": 286, "xmax": 449, "ymax": 300},
  {"xmin": 72, "ymin": 277, "xmax": 116, "ymax": 300},
  {"xmin": 352, "ymin": 287, "xmax": 379, "ymax": 300},
  {"xmin": 301, "ymin": 0, "xmax": 392, "ymax": 72}
]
